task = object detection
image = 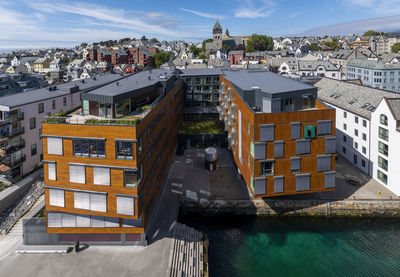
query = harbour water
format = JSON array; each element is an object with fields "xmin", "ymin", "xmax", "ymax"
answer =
[{"xmin": 180, "ymin": 214, "xmax": 400, "ymax": 277}]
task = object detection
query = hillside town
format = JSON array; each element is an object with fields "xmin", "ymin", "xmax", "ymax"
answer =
[{"xmin": 1, "ymin": 16, "xmax": 400, "ymax": 277}]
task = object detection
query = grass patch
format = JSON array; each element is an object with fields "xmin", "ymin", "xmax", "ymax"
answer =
[
  {"xmin": 0, "ymin": 181, "xmax": 12, "ymax": 192},
  {"xmin": 38, "ymin": 209, "xmax": 47, "ymax": 218},
  {"xmin": 179, "ymin": 121, "xmax": 225, "ymax": 135}
]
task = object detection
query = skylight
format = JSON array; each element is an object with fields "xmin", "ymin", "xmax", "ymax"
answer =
[
  {"xmin": 349, "ymin": 98, "xmax": 357, "ymax": 105},
  {"xmin": 361, "ymin": 103, "xmax": 370, "ymax": 109}
]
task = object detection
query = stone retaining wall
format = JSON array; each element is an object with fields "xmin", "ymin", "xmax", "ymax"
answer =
[{"xmin": 180, "ymin": 199, "xmax": 400, "ymax": 217}]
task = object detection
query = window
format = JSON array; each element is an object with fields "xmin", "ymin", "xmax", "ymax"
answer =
[
  {"xmin": 362, "ymin": 160, "xmax": 366, "ymax": 167},
  {"xmin": 247, "ymin": 120, "xmax": 250, "ymax": 135},
  {"xmin": 47, "ymin": 137, "xmax": 63, "ymax": 155},
  {"xmin": 274, "ymin": 141, "xmax": 284, "ymax": 158},
  {"xmin": 253, "ymin": 143, "xmax": 266, "ymax": 160},
  {"xmin": 362, "ymin": 133, "xmax": 367, "ymax": 141},
  {"xmin": 247, "ymin": 154, "xmax": 250, "ymax": 168},
  {"xmin": 324, "ymin": 172, "xmax": 335, "ymax": 188},
  {"xmin": 343, "ymin": 123, "xmax": 347, "ymax": 130},
  {"xmin": 291, "ymin": 157, "xmax": 301, "ymax": 174},
  {"xmin": 379, "ymin": 127, "xmax": 389, "ymax": 141},
  {"xmin": 354, "ymin": 129, "xmax": 358, "ymax": 137},
  {"xmin": 52, "ymin": 99, "xmax": 56, "ymax": 110},
  {"xmin": 378, "ymin": 141, "xmax": 388, "ymax": 156},
  {"xmin": 116, "ymin": 140, "xmax": 133, "ymax": 160},
  {"xmin": 325, "ymin": 137, "xmax": 336, "ymax": 154},
  {"xmin": 362, "ymin": 146, "xmax": 366, "ymax": 154},
  {"xmin": 31, "ymin": 143, "xmax": 37, "ymax": 156},
  {"xmin": 30, "ymin": 117, "xmax": 36, "ymax": 129},
  {"xmin": 291, "ymin": 122, "xmax": 301, "ymax": 139},
  {"xmin": 274, "ymin": 176, "xmax": 284, "ymax": 193},
  {"xmin": 343, "ymin": 111, "xmax": 347, "ymax": 118},
  {"xmin": 377, "ymin": 170, "xmax": 387, "ymax": 184},
  {"xmin": 343, "ymin": 146, "xmax": 346, "ymax": 153},
  {"xmin": 343, "ymin": 135, "xmax": 347, "ymax": 142},
  {"xmin": 48, "ymin": 163, "xmax": 56, "ymax": 180},
  {"xmin": 38, "ymin": 103, "xmax": 44, "ymax": 113},
  {"xmin": 317, "ymin": 155, "xmax": 331, "ymax": 172},
  {"xmin": 48, "ymin": 212, "xmax": 62, "ymax": 227},
  {"xmin": 353, "ymin": 154, "xmax": 358, "ymax": 164},
  {"xmin": 296, "ymin": 174, "xmax": 310, "ymax": 191},
  {"xmin": 116, "ymin": 195, "xmax": 135, "ymax": 216},
  {"xmin": 354, "ymin": 142, "xmax": 358, "ymax": 149},
  {"xmin": 39, "ymin": 128, "xmax": 42, "ymax": 139},
  {"xmin": 260, "ymin": 160, "xmax": 274, "ymax": 176},
  {"xmin": 73, "ymin": 139, "xmax": 105, "ymax": 158},
  {"xmin": 296, "ymin": 139, "xmax": 310, "ymax": 155},
  {"xmin": 260, "ymin": 124, "xmax": 274, "ymax": 141},
  {"xmin": 304, "ymin": 125, "xmax": 316, "ymax": 138},
  {"xmin": 74, "ymin": 192, "xmax": 107, "ymax": 212},
  {"xmin": 93, "ymin": 167, "xmax": 110, "ymax": 186},
  {"xmin": 378, "ymin": 156, "xmax": 388, "ymax": 171},
  {"xmin": 63, "ymin": 97, "xmax": 67, "ymax": 106},
  {"xmin": 362, "ymin": 120, "xmax": 367, "ymax": 127},
  {"xmin": 49, "ymin": 189, "xmax": 64, "ymax": 207},
  {"xmin": 69, "ymin": 165, "xmax": 86, "ymax": 184},
  {"xmin": 380, "ymin": 114, "xmax": 388, "ymax": 126},
  {"xmin": 124, "ymin": 169, "xmax": 141, "ymax": 188},
  {"xmin": 254, "ymin": 178, "xmax": 266, "ymax": 195}
]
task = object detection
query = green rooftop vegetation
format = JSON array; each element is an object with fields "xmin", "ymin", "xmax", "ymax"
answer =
[
  {"xmin": 84, "ymin": 118, "xmax": 139, "ymax": 126},
  {"xmin": 179, "ymin": 121, "xmax": 225, "ymax": 135}
]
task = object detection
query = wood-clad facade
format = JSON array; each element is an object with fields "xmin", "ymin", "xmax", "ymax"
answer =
[
  {"xmin": 220, "ymin": 74, "xmax": 336, "ymax": 198},
  {"xmin": 42, "ymin": 73, "xmax": 184, "ymax": 242}
]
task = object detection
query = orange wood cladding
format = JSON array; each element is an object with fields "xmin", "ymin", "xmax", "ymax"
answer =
[
  {"xmin": 43, "ymin": 79, "xmax": 184, "ymax": 234},
  {"xmin": 220, "ymin": 75, "xmax": 336, "ymax": 198}
]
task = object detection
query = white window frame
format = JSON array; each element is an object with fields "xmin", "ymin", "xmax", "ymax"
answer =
[
  {"xmin": 93, "ymin": 167, "xmax": 110, "ymax": 186},
  {"xmin": 116, "ymin": 195, "xmax": 135, "ymax": 216},
  {"xmin": 49, "ymin": 188, "xmax": 65, "ymax": 207},
  {"xmin": 48, "ymin": 163, "xmax": 56, "ymax": 181},
  {"xmin": 47, "ymin": 137, "xmax": 63, "ymax": 155},
  {"xmin": 69, "ymin": 165, "xmax": 86, "ymax": 184}
]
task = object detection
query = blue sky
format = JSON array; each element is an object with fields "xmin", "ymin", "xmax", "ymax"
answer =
[{"xmin": 1, "ymin": 0, "xmax": 400, "ymax": 50}]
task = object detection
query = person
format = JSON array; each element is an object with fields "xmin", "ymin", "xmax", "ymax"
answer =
[{"xmin": 75, "ymin": 241, "xmax": 80, "ymax": 253}]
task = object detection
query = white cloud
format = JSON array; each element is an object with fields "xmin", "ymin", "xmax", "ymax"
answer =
[
  {"xmin": 234, "ymin": 0, "xmax": 276, "ymax": 18},
  {"xmin": 179, "ymin": 8, "xmax": 226, "ymax": 19},
  {"xmin": 288, "ymin": 11, "xmax": 303, "ymax": 18},
  {"xmin": 28, "ymin": 1, "xmax": 182, "ymax": 37},
  {"xmin": 303, "ymin": 15, "xmax": 400, "ymax": 35}
]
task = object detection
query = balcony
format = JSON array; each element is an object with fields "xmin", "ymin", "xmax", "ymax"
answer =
[
  {"xmin": 6, "ymin": 127, "xmax": 25, "ymax": 139},
  {"xmin": 0, "ymin": 154, "xmax": 26, "ymax": 168},
  {"xmin": 0, "ymin": 113, "xmax": 24, "ymax": 127},
  {"xmin": 3, "ymin": 139, "xmax": 25, "ymax": 155}
]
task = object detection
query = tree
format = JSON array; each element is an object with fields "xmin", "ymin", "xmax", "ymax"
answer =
[
  {"xmin": 189, "ymin": 45, "xmax": 201, "ymax": 57},
  {"xmin": 363, "ymin": 30, "xmax": 386, "ymax": 36},
  {"xmin": 198, "ymin": 53, "xmax": 209, "ymax": 59},
  {"xmin": 306, "ymin": 44, "xmax": 322, "ymax": 51},
  {"xmin": 80, "ymin": 42, "xmax": 88, "ymax": 48},
  {"xmin": 141, "ymin": 35, "xmax": 148, "ymax": 41},
  {"xmin": 201, "ymin": 38, "xmax": 213, "ymax": 52},
  {"xmin": 221, "ymin": 44, "xmax": 232, "ymax": 52},
  {"xmin": 392, "ymin": 43, "xmax": 400, "ymax": 53},
  {"xmin": 324, "ymin": 40, "xmax": 340, "ymax": 51},
  {"xmin": 153, "ymin": 52, "xmax": 170, "ymax": 68},
  {"xmin": 245, "ymin": 34, "xmax": 273, "ymax": 52},
  {"xmin": 267, "ymin": 65, "xmax": 279, "ymax": 73},
  {"xmin": 150, "ymin": 38, "xmax": 159, "ymax": 43}
]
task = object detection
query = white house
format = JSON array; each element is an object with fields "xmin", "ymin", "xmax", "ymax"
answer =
[
  {"xmin": 316, "ymin": 77, "xmax": 400, "ymax": 195},
  {"xmin": 298, "ymin": 60, "xmax": 341, "ymax": 79}
]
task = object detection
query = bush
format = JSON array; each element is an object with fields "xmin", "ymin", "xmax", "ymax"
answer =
[
  {"xmin": 45, "ymin": 117, "xmax": 66, "ymax": 123},
  {"xmin": 84, "ymin": 118, "xmax": 139, "ymax": 126}
]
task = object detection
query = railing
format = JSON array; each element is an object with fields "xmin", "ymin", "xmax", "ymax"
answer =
[
  {"xmin": 0, "ymin": 113, "xmax": 24, "ymax": 127},
  {"xmin": 6, "ymin": 127, "xmax": 25, "ymax": 138},
  {"xmin": 0, "ymin": 154, "xmax": 25, "ymax": 168},
  {"xmin": 5, "ymin": 139, "xmax": 25, "ymax": 154},
  {"xmin": 44, "ymin": 116, "xmax": 140, "ymax": 126}
]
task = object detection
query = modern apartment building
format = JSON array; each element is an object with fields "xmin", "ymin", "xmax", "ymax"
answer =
[
  {"xmin": 41, "ymin": 69, "xmax": 183, "ymax": 244},
  {"xmin": 347, "ymin": 59, "xmax": 400, "ymax": 92},
  {"xmin": 179, "ymin": 69, "xmax": 222, "ymax": 120},
  {"xmin": 316, "ymin": 77, "xmax": 400, "ymax": 195},
  {"xmin": 219, "ymin": 70, "xmax": 336, "ymax": 197},
  {"xmin": 0, "ymin": 74, "xmax": 125, "ymax": 179}
]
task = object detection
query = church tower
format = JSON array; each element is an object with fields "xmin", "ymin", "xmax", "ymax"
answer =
[{"xmin": 213, "ymin": 20, "xmax": 223, "ymax": 41}]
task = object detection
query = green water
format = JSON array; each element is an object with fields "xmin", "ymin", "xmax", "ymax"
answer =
[{"xmin": 180, "ymin": 215, "xmax": 400, "ymax": 277}]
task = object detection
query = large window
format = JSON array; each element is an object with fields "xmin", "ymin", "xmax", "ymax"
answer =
[
  {"xmin": 31, "ymin": 143, "xmax": 37, "ymax": 156},
  {"xmin": 291, "ymin": 157, "xmax": 301, "ymax": 174},
  {"xmin": 116, "ymin": 140, "xmax": 133, "ymax": 160},
  {"xmin": 291, "ymin": 122, "xmax": 301, "ymax": 139},
  {"xmin": 378, "ymin": 156, "xmax": 388, "ymax": 171},
  {"xmin": 380, "ymin": 114, "xmax": 388, "ymax": 126},
  {"xmin": 116, "ymin": 195, "xmax": 135, "ymax": 216},
  {"xmin": 93, "ymin": 167, "xmax": 110, "ymax": 186},
  {"xmin": 30, "ymin": 117, "xmax": 36, "ymax": 129},
  {"xmin": 296, "ymin": 139, "xmax": 310, "ymax": 155},
  {"xmin": 73, "ymin": 139, "xmax": 105, "ymax": 158},
  {"xmin": 296, "ymin": 174, "xmax": 310, "ymax": 191},
  {"xmin": 124, "ymin": 169, "xmax": 141, "ymax": 188},
  {"xmin": 74, "ymin": 191, "xmax": 106, "ymax": 212},
  {"xmin": 378, "ymin": 141, "xmax": 388, "ymax": 156},
  {"xmin": 260, "ymin": 160, "xmax": 274, "ymax": 176},
  {"xmin": 317, "ymin": 120, "xmax": 332, "ymax": 136},
  {"xmin": 379, "ymin": 127, "xmax": 389, "ymax": 142},
  {"xmin": 69, "ymin": 165, "xmax": 86, "ymax": 184},
  {"xmin": 317, "ymin": 155, "xmax": 331, "ymax": 172},
  {"xmin": 38, "ymin": 103, "xmax": 44, "ymax": 113},
  {"xmin": 49, "ymin": 189, "xmax": 64, "ymax": 207},
  {"xmin": 47, "ymin": 137, "xmax": 63, "ymax": 155},
  {"xmin": 377, "ymin": 170, "xmax": 387, "ymax": 185}
]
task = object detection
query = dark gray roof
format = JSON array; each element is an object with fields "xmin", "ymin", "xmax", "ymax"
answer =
[
  {"xmin": 179, "ymin": 68, "xmax": 223, "ymax": 76},
  {"xmin": 347, "ymin": 59, "xmax": 400, "ymax": 70},
  {"xmin": 315, "ymin": 77, "xmax": 398, "ymax": 119},
  {"xmin": 86, "ymin": 69, "xmax": 174, "ymax": 97},
  {"xmin": 222, "ymin": 69, "xmax": 314, "ymax": 94},
  {"xmin": 386, "ymin": 98, "xmax": 400, "ymax": 120},
  {"xmin": 298, "ymin": 60, "xmax": 339, "ymax": 71},
  {"xmin": 0, "ymin": 73, "xmax": 126, "ymax": 108}
]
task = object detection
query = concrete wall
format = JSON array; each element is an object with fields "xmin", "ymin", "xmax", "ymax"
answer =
[{"xmin": 181, "ymin": 199, "xmax": 400, "ymax": 217}]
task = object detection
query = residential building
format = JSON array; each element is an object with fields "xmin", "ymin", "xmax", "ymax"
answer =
[
  {"xmin": 0, "ymin": 74, "xmax": 125, "ymax": 179},
  {"xmin": 41, "ymin": 69, "xmax": 184, "ymax": 244},
  {"xmin": 316, "ymin": 77, "xmax": 400, "ymax": 195},
  {"xmin": 33, "ymin": 58, "xmax": 51, "ymax": 73},
  {"xmin": 347, "ymin": 59, "xmax": 400, "ymax": 92},
  {"xmin": 219, "ymin": 70, "xmax": 336, "ymax": 197},
  {"xmin": 297, "ymin": 60, "xmax": 341, "ymax": 79}
]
